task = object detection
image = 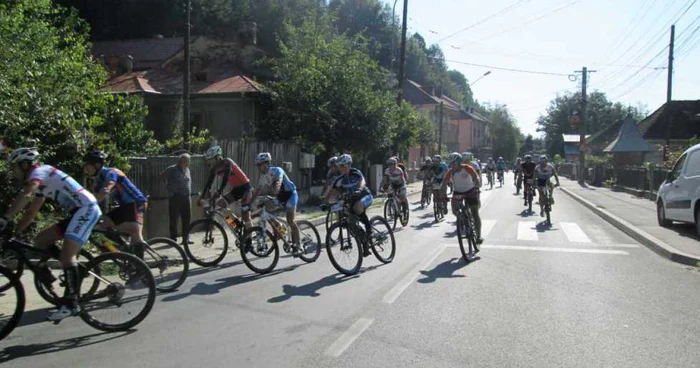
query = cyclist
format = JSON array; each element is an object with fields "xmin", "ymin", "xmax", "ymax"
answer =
[
  {"xmin": 432, "ymin": 154, "xmax": 449, "ymax": 205},
  {"xmin": 496, "ymin": 157, "xmax": 507, "ymax": 184},
  {"xmin": 418, "ymin": 157, "xmax": 433, "ymax": 181},
  {"xmin": 381, "ymin": 157, "xmax": 408, "ymax": 212},
  {"xmin": 442, "ymin": 153, "xmax": 483, "ymax": 245},
  {"xmin": 0, "ymin": 148, "xmax": 102, "ymax": 321},
  {"xmin": 513, "ymin": 157, "xmax": 523, "ymax": 194},
  {"xmin": 520, "ymin": 155, "xmax": 537, "ymax": 205},
  {"xmin": 462, "ymin": 152, "xmax": 481, "ymax": 175},
  {"xmin": 395, "ymin": 156, "xmax": 409, "ymax": 182},
  {"xmin": 323, "ymin": 156, "xmax": 343, "ymax": 203},
  {"xmin": 485, "ymin": 157, "xmax": 496, "ymax": 186},
  {"xmin": 199, "ymin": 145, "xmax": 254, "ymax": 233},
  {"xmin": 327, "ymin": 154, "xmax": 374, "ymax": 257},
  {"xmin": 535, "ymin": 155, "xmax": 561, "ymax": 216},
  {"xmin": 253, "ymin": 152, "xmax": 301, "ymax": 256},
  {"xmin": 83, "ymin": 150, "xmax": 148, "ymax": 261}
]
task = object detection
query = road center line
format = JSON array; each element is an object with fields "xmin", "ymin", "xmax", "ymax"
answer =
[
  {"xmin": 382, "ymin": 244, "xmax": 446, "ymax": 304},
  {"xmin": 446, "ymin": 244, "xmax": 629, "ymax": 255},
  {"xmin": 325, "ymin": 317, "xmax": 374, "ymax": 357}
]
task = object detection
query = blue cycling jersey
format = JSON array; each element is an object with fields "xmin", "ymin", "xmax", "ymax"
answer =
[
  {"xmin": 333, "ymin": 168, "xmax": 366, "ymax": 193},
  {"xmin": 496, "ymin": 161, "xmax": 506, "ymax": 171},
  {"xmin": 432, "ymin": 162, "xmax": 449, "ymax": 183},
  {"xmin": 95, "ymin": 167, "xmax": 147, "ymax": 204},
  {"xmin": 267, "ymin": 166, "xmax": 296, "ymax": 192}
]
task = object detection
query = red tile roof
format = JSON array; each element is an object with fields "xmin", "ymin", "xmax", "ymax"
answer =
[{"xmin": 100, "ymin": 69, "xmax": 263, "ymax": 95}]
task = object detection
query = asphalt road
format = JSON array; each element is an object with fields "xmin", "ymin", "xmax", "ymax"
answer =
[{"xmin": 3, "ymin": 173, "xmax": 700, "ymax": 367}]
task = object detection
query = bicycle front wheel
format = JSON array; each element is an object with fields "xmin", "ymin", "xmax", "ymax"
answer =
[
  {"xmin": 325, "ymin": 222, "xmax": 363, "ymax": 276},
  {"xmin": 145, "ymin": 238, "xmax": 189, "ymax": 292},
  {"xmin": 185, "ymin": 219, "xmax": 229, "ymax": 267},
  {"xmin": 384, "ymin": 200, "xmax": 398, "ymax": 230},
  {"xmin": 297, "ymin": 220, "xmax": 322, "ymax": 263},
  {"xmin": 456, "ymin": 213, "xmax": 470, "ymax": 263},
  {"xmin": 241, "ymin": 227, "xmax": 279, "ymax": 274},
  {"xmin": 0, "ymin": 249, "xmax": 24, "ymax": 293},
  {"xmin": 369, "ymin": 216, "xmax": 396, "ymax": 263},
  {"xmin": 79, "ymin": 252, "xmax": 156, "ymax": 332},
  {"xmin": 0, "ymin": 265, "xmax": 24, "ymax": 341}
]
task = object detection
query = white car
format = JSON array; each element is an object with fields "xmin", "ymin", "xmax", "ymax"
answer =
[{"xmin": 656, "ymin": 143, "xmax": 700, "ymax": 237}]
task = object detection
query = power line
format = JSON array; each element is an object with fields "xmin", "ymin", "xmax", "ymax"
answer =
[
  {"xmin": 441, "ymin": 58, "xmax": 570, "ymax": 76},
  {"xmin": 597, "ymin": 0, "xmax": 657, "ymax": 62},
  {"xmin": 435, "ymin": 0, "xmax": 530, "ymax": 43}
]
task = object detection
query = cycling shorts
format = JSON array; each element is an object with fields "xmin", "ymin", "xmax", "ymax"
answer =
[
  {"xmin": 106, "ymin": 202, "xmax": 147, "ymax": 225},
  {"xmin": 224, "ymin": 183, "xmax": 253, "ymax": 210},
  {"xmin": 54, "ymin": 203, "xmax": 102, "ymax": 246},
  {"xmin": 537, "ymin": 178, "xmax": 551, "ymax": 188},
  {"xmin": 276, "ymin": 190, "xmax": 298, "ymax": 211},
  {"xmin": 452, "ymin": 189, "xmax": 479, "ymax": 207},
  {"xmin": 351, "ymin": 191, "xmax": 373, "ymax": 210},
  {"xmin": 391, "ymin": 184, "xmax": 407, "ymax": 197}
]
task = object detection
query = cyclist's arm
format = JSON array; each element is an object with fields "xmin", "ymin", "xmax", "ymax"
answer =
[
  {"xmin": 216, "ymin": 165, "xmax": 232, "ymax": 196},
  {"xmin": 201, "ymin": 169, "xmax": 216, "ymax": 198},
  {"xmin": 16, "ymin": 196, "xmax": 45, "ymax": 233},
  {"xmin": 3, "ymin": 180, "xmax": 40, "ymax": 220},
  {"xmin": 269, "ymin": 168, "xmax": 283, "ymax": 196},
  {"xmin": 440, "ymin": 168, "xmax": 454, "ymax": 192},
  {"xmin": 552, "ymin": 167, "xmax": 561, "ymax": 185},
  {"xmin": 96, "ymin": 180, "xmax": 115, "ymax": 203},
  {"xmin": 467, "ymin": 167, "xmax": 481, "ymax": 188}
]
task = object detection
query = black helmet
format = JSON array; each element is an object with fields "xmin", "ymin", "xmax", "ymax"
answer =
[{"xmin": 84, "ymin": 150, "xmax": 108, "ymax": 164}]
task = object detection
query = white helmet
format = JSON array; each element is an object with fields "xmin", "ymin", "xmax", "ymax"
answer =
[
  {"xmin": 386, "ymin": 157, "xmax": 397, "ymax": 165},
  {"xmin": 256, "ymin": 152, "xmax": 272, "ymax": 164},
  {"xmin": 539, "ymin": 155, "xmax": 548, "ymax": 163},
  {"xmin": 205, "ymin": 146, "xmax": 222, "ymax": 160},
  {"xmin": 433, "ymin": 154, "xmax": 442, "ymax": 162},
  {"xmin": 8, "ymin": 147, "xmax": 39, "ymax": 164},
  {"xmin": 424, "ymin": 156, "xmax": 432, "ymax": 163},
  {"xmin": 327, "ymin": 156, "xmax": 338, "ymax": 167},
  {"xmin": 337, "ymin": 154, "xmax": 352, "ymax": 166},
  {"xmin": 448, "ymin": 152, "xmax": 463, "ymax": 165}
]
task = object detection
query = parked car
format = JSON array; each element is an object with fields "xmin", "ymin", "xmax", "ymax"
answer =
[{"xmin": 656, "ymin": 143, "xmax": 700, "ymax": 237}]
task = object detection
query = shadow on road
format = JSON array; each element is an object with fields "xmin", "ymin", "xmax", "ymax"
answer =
[
  {"xmin": 417, "ymin": 258, "xmax": 469, "ymax": 283},
  {"xmin": 412, "ymin": 221, "xmax": 436, "ymax": 230},
  {"xmin": 161, "ymin": 265, "xmax": 299, "ymax": 302},
  {"xmin": 516, "ymin": 209, "xmax": 536, "ymax": 217},
  {"xmin": 266, "ymin": 272, "xmax": 362, "ymax": 303},
  {"xmin": 534, "ymin": 222, "xmax": 558, "ymax": 232},
  {"xmin": 0, "ymin": 330, "xmax": 135, "ymax": 364},
  {"xmin": 184, "ymin": 259, "xmax": 246, "ymax": 279}
]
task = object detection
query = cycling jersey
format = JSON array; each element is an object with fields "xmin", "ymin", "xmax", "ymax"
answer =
[
  {"xmin": 432, "ymin": 162, "xmax": 449, "ymax": 184},
  {"xmin": 326, "ymin": 169, "xmax": 343, "ymax": 186},
  {"xmin": 513, "ymin": 163, "xmax": 522, "ymax": 173},
  {"xmin": 444, "ymin": 164, "xmax": 478, "ymax": 193},
  {"xmin": 332, "ymin": 168, "xmax": 372, "ymax": 209},
  {"xmin": 384, "ymin": 167, "xmax": 406, "ymax": 186},
  {"xmin": 203, "ymin": 158, "xmax": 250, "ymax": 196},
  {"xmin": 95, "ymin": 167, "xmax": 147, "ymax": 205},
  {"xmin": 521, "ymin": 162, "xmax": 536, "ymax": 177},
  {"xmin": 485, "ymin": 162, "xmax": 496, "ymax": 171},
  {"xmin": 496, "ymin": 161, "xmax": 506, "ymax": 171},
  {"xmin": 535, "ymin": 163, "xmax": 556, "ymax": 180},
  {"xmin": 30, "ymin": 165, "xmax": 97, "ymax": 212},
  {"xmin": 469, "ymin": 161, "xmax": 481, "ymax": 173},
  {"xmin": 266, "ymin": 166, "xmax": 296, "ymax": 193}
]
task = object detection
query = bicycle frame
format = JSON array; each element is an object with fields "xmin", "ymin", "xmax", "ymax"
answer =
[
  {"xmin": 255, "ymin": 200, "xmax": 293, "ymax": 249},
  {"xmin": 329, "ymin": 198, "xmax": 368, "ymax": 244}
]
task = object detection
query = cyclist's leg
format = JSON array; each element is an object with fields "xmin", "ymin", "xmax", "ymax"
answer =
[
  {"xmin": 469, "ymin": 202, "xmax": 482, "ymax": 241},
  {"xmin": 111, "ymin": 202, "xmax": 147, "ymax": 258},
  {"xmin": 548, "ymin": 179, "xmax": 555, "ymax": 201},
  {"xmin": 352, "ymin": 193, "xmax": 373, "ymax": 233},
  {"xmin": 450, "ymin": 197, "xmax": 459, "ymax": 216},
  {"xmin": 284, "ymin": 191, "xmax": 300, "ymax": 246}
]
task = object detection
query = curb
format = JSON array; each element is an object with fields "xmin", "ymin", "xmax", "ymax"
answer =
[{"xmin": 560, "ymin": 186, "xmax": 700, "ymax": 267}]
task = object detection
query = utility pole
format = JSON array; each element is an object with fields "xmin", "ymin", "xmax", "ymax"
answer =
[
  {"xmin": 182, "ymin": 0, "xmax": 191, "ymax": 150},
  {"xmin": 574, "ymin": 67, "xmax": 595, "ymax": 185},
  {"xmin": 664, "ymin": 25, "xmax": 675, "ymax": 161},
  {"xmin": 437, "ymin": 102, "xmax": 444, "ymax": 154},
  {"xmin": 396, "ymin": 0, "xmax": 408, "ymax": 104}
]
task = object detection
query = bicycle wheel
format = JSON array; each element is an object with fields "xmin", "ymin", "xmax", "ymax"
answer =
[
  {"xmin": 456, "ymin": 213, "xmax": 470, "ymax": 263},
  {"xmin": 399, "ymin": 201, "xmax": 410, "ymax": 227},
  {"xmin": 384, "ymin": 199, "xmax": 398, "ymax": 230},
  {"xmin": 185, "ymin": 218, "xmax": 229, "ymax": 267},
  {"xmin": 34, "ymin": 249, "xmax": 96, "ymax": 305},
  {"xmin": 0, "ymin": 249, "xmax": 24, "ymax": 293},
  {"xmin": 433, "ymin": 198, "xmax": 443, "ymax": 222},
  {"xmin": 545, "ymin": 201, "xmax": 552, "ymax": 225},
  {"xmin": 368, "ymin": 216, "xmax": 396, "ymax": 263},
  {"xmin": 297, "ymin": 220, "xmax": 322, "ymax": 263},
  {"xmin": 325, "ymin": 209, "xmax": 338, "ymax": 233},
  {"xmin": 325, "ymin": 222, "xmax": 363, "ymax": 276},
  {"xmin": 241, "ymin": 227, "xmax": 279, "ymax": 274},
  {"xmin": 426, "ymin": 189, "xmax": 432, "ymax": 206},
  {"xmin": 78, "ymin": 252, "xmax": 156, "ymax": 332},
  {"xmin": 144, "ymin": 238, "xmax": 189, "ymax": 292},
  {"xmin": 0, "ymin": 265, "xmax": 24, "ymax": 341},
  {"xmin": 420, "ymin": 191, "xmax": 427, "ymax": 207}
]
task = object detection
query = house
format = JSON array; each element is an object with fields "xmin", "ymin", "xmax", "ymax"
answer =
[
  {"xmin": 562, "ymin": 134, "xmax": 591, "ymax": 162},
  {"xmin": 402, "ymin": 80, "xmax": 490, "ymax": 166},
  {"xmin": 92, "ymin": 35, "xmax": 268, "ymax": 142}
]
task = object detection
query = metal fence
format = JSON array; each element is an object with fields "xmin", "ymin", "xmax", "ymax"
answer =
[
  {"xmin": 614, "ymin": 167, "xmax": 647, "ymax": 190},
  {"xmin": 216, "ymin": 139, "xmax": 305, "ymax": 189}
]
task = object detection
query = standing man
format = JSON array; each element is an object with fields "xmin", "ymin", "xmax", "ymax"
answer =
[{"xmin": 161, "ymin": 153, "xmax": 192, "ymax": 245}]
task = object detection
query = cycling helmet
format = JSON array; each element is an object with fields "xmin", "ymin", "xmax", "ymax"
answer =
[
  {"xmin": 539, "ymin": 154, "xmax": 548, "ymax": 162},
  {"xmin": 462, "ymin": 152, "xmax": 473, "ymax": 161},
  {"xmin": 433, "ymin": 154, "xmax": 442, "ymax": 162},
  {"xmin": 337, "ymin": 154, "xmax": 352, "ymax": 166},
  {"xmin": 387, "ymin": 157, "xmax": 397, "ymax": 165},
  {"xmin": 524, "ymin": 154, "xmax": 532, "ymax": 161},
  {"xmin": 488, "ymin": 157, "xmax": 494, "ymax": 161},
  {"xmin": 498, "ymin": 156, "xmax": 503, "ymax": 160},
  {"xmin": 448, "ymin": 152, "xmax": 463, "ymax": 165},
  {"xmin": 8, "ymin": 147, "xmax": 39, "ymax": 164},
  {"xmin": 327, "ymin": 156, "xmax": 338, "ymax": 167},
  {"xmin": 256, "ymin": 152, "xmax": 272, "ymax": 164},
  {"xmin": 516, "ymin": 157, "xmax": 522, "ymax": 162},
  {"xmin": 205, "ymin": 146, "xmax": 223, "ymax": 160},
  {"xmin": 424, "ymin": 157, "xmax": 432, "ymax": 163},
  {"xmin": 83, "ymin": 149, "xmax": 108, "ymax": 164}
]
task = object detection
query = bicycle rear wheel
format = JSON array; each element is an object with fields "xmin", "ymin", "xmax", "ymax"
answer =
[
  {"xmin": 145, "ymin": 238, "xmax": 189, "ymax": 292},
  {"xmin": 185, "ymin": 218, "xmax": 229, "ymax": 267},
  {"xmin": 79, "ymin": 252, "xmax": 156, "ymax": 332},
  {"xmin": 0, "ymin": 265, "xmax": 24, "ymax": 341},
  {"xmin": 384, "ymin": 200, "xmax": 398, "ymax": 230},
  {"xmin": 34, "ymin": 249, "xmax": 96, "ymax": 305},
  {"xmin": 241, "ymin": 227, "xmax": 279, "ymax": 274},
  {"xmin": 297, "ymin": 220, "xmax": 322, "ymax": 263},
  {"xmin": 326, "ymin": 222, "xmax": 363, "ymax": 276},
  {"xmin": 368, "ymin": 216, "xmax": 396, "ymax": 263}
]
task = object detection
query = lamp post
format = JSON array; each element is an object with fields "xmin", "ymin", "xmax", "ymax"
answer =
[{"xmin": 471, "ymin": 71, "xmax": 492, "ymax": 87}]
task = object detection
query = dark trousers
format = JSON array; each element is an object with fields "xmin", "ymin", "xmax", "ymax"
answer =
[{"xmin": 169, "ymin": 195, "xmax": 191, "ymax": 240}]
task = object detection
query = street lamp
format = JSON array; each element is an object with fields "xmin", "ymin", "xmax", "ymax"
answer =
[{"xmin": 471, "ymin": 71, "xmax": 492, "ymax": 87}]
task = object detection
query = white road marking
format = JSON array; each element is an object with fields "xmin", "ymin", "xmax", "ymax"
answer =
[
  {"xmin": 325, "ymin": 318, "xmax": 374, "ymax": 357},
  {"xmin": 560, "ymin": 222, "xmax": 592, "ymax": 243},
  {"xmin": 481, "ymin": 220, "xmax": 497, "ymax": 239},
  {"xmin": 450, "ymin": 244, "xmax": 629, "ymax": 255},
  {"xmin": 517, "ymin": 221, "xmax": 538, "ymax": 241},
  {"xmin": 599, "ymin": 243, "xmax": 639, "ymax": 248},
  {"xmin": 382, "ymin": 244, "xmax": 446, "ymax": 304}
]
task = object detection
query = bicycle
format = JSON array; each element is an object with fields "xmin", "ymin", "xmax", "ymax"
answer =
[
  {"xmin": 497, "ymin": 170, "xmax": 505, "ymax": 187},
  {"xmin": 420, "ymin": 180, "xmax": 432, "ymax": 208},
  {"xmin": 514, "ymin": 171, "xmax": 522, "ymax": 194},
  {"xmin": 241, "ymin": 196, "xmax": 322, "ymax": 274},
  {"xmin": 0, "ymin": 265, "xmax": 23, "ymax": 341},
  {"xmin": 185, "ymin": 196, "xmax": 248, "ymax": 267},
  {"xmin": 538, "ymin": 183, "xmax": 558, "ymax": 225},
  {"xmin": 452, "ymin": 192, "xmax": 481, "ymax": 263},
  {"xmin": 325, "ymin": 192, "xmax": 396, "ymax": 276},
  {"xmin": 486, "ymin": 170, "xmax": 494, "ymax": 190},
  {"xmin": 0, "ymin": 230, "xmax": 156, "ymax": 339},
  {"xmin": 382, "ymin": 188, "xmax": 409, "ymax": 230},
  {"xmin": 524, "ymin": 177, "xmax": 536, "ymax": 213},
  {"xmin": 432, "ymin": 184, "xmax": 448, "ymax": 222}
]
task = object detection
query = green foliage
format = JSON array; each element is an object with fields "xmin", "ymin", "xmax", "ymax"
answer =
[
  {"xmin": 0, "ymin": 0, "xmax": 156, "ymax": 211},
  {"xmin": 553, "ymin": 154, "xmax": 565, "ymax": 165},
  {"xmin": 664, "ymin": 135, "xmax": 700, "ymax": 168},
  {"xmin": 520, "ymin": 134, "xmax": 535, "ymax": 156},
  {"xmin": 482, "ymin": 103, "xmax": 522, "ymax": 161},
  {"xmin": 164, "ymin": 128, "xmax": 214, "ymax": 155},
  {"xmin": 586, "ymin": 154, "xmax": 613, "ymax": 169}
]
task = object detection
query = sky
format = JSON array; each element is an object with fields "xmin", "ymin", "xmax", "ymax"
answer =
[{"xmin": 384, "ymin": 0, "xmax": 700, "ymax": 137}]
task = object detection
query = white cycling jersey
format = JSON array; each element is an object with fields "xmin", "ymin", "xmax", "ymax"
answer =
[
  {"xmin": 29, "ymin": 165, "xmax": 97, "ymax": 213},
  {"xmin": 384, "ymin": 167, "xmax": 406, "ymax": 186},
  {"xmin": 535, "ymin": 163, "xmax": 556, "ymax": 180}
]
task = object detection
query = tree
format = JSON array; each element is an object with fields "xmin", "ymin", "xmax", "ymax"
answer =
[
  {"xmin": 520, "ymin": 134, "xmax": 535, "ymax": 156},
  {"xmin": 257, "ymin": 17, "xmax": 399, "ymax": 157},
  {"xmin": 0, "ymin": 0, "xmax": 158, "ymax": 209},
  {"xmin": 482, "ymin": 103, "xmax": 522, "ymax": 161}
]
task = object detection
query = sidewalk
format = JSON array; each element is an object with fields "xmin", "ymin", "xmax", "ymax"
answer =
[{"xmin": 559, "ymin": 178, "xmax": 700, "ymax": 266}]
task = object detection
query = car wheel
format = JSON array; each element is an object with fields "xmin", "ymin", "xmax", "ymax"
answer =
[{"xmin": 657, "ymin": 200, "xmax": 671, "ymax": 227}]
